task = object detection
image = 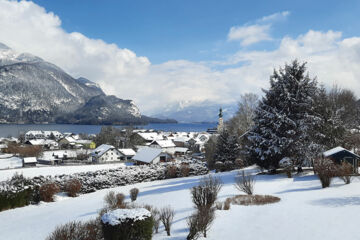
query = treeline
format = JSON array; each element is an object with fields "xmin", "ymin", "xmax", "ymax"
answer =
[{"xmin": 206, "ymin": 60, "xmax": 360, "ymax": 171}]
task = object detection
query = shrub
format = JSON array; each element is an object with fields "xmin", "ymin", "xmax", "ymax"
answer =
[
  {"xmin": 338, "ymin": 161, "xmax": 353, "ymax": 184},
  {"xmin": 214, "ymin": 161, "xmax": 225, "ymax": 172},
  {"xmin": 159, "ymin": 206, "xmax": 175, "ymax": 236},
  {"xmin": 166, "ymin": 165, "xmax": 178, "ymax": 178},
  {"xmin": 191, "ymin": 175, "xmax": 222, "ymax": 211},
  {"xmin": 314, "ymin": 158, "xmax": 338, "ymax": 188},
  {"xmin": 102, "ymin": 208, "xmax": 153, "ymax": 240},
  {"xmin": 65, "ymin": 179, "xmax": 82, "ymax": 197},
  {"xmin": 104, "ymin": 191, "xmax": 126, "ymax": 209},
  {"xmin": 224, "ymin": 161, "xmax": 234, "ymax": 171},
  {"xmin": 234, "ymin": 158, "xmax": 245, "ymax": 169},
  {"xmin": 39, "ymin": 182, "xmax": 60, "ymax": 202},
  {"xmin": 180, "ymin": 164, "xmax": 191, "ymax": 177},
  {"xmin": 234, "ymin": 170, "xmax": 255, "ymax": 195},
  {"xmin": 46, "ymin": 219, "xmax": 103, "ymax": 240},
  {"xmin": 187, "ymin": 208, "xmax": 215, "ymax": 239},
  {"xmin": 196, "ymin": 207, "xmax": 215, "ymax": 238},
  {"xmin": 151, "ymin": 207, "xmax": 161, "ymax": 234},
  {"xmin": 187, "ymin": 212, "xmax": 200, "ymax": 240},
  {"xmin": 230, "ymin": 194, "xmax": 280, "ymax": 206},
  {"xmin": 0, "ymin": 188, "xmax": 34, "ymax": 212},
  {"xmin": 130, "ymin": 188, "xmax": 139, "ymax": 202},
  {"xmin": 223, "ymin": 198, "xmax": 231, "ymax": 210},
  {"xmin": 215, "ymin": 201, "xmax": 223, "ymax": 210}
]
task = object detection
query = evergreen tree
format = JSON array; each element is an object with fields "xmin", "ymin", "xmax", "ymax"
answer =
[
  {"xmin": 247, "ymin": 60, "xmax": 319, "ymax": 170},
  {"xmin": 214, "ymin": 129, "xmax": 240, "ymax": 163}
]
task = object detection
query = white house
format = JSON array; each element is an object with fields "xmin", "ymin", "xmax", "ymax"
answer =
[
  {"xmin": 91, "ymin": 144, "xmax": 122, "ymax": 163},
  {"xmin": 132, "ymin": 147, "xmax": 170, "ymax": 164},
  {"xmin": 118, "ymin": 148, "xmax": 136, "ymax": 161},
  {"xmin": 25, "ymin": 131, "xmax": 45, "ymax": 140}
]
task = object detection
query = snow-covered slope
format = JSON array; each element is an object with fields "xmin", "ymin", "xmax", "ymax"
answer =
[
  {"xmin": 0, "ymin": 43, "xmax": 146, "ymax": 124},
  {"xmin": 1, "ymin": 168, "xmax": 359, "ymax": 240}
]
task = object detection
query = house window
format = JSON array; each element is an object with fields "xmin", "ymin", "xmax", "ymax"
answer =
[{"xmin": 160, "ymin": 156, "xmax": 166, "ymax": 162}]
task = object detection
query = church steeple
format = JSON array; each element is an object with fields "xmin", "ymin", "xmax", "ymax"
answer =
[
  {"xmin": 218, "ymin": 107, "xmax": 223, "ymax": 118},
  {"xmin": 217, "ymin": 107, "xmax": 224, "ymax": 132}
]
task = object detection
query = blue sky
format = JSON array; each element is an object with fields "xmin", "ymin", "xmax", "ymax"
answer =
[
  {"xmin": 32, "ymin": 0, "xmax": 360, "ymax": 64},
  {"xmin": 1, "ymin": 0, "xmax": 360, "ymax": 114}
]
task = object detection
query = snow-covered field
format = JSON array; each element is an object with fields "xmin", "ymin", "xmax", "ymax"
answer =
[
  {"xmin": 1, "ymin": 167, "xmax": 360, "ymax": 240},
  {"xmin": 0, "ymin": 163, "xmax": 126, "ymax": 181}
]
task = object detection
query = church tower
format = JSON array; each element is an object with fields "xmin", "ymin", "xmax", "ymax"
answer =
[{"xmin": 217, "ymin": 107, "xmax": 224, "ymax": 132}]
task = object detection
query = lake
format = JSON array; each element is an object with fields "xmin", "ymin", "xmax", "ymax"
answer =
[{"xmin": 0, "ymin": 123, "xmax": 217, "ymax": 137}]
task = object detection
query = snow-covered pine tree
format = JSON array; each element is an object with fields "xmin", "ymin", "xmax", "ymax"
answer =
[
  {"xmin": 214, "ymin": 129, "xmax": 240, "ymax": 163},
  {"xmin": 247, "ymin": 60, "xmax": 319, "ymax": 170}
]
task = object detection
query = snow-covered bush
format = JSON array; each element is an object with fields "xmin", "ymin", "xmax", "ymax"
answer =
[
  {"xmin": 0, "ymin": 173, "xmax": 37, "ymax": 211},
  {"xmin": 0, "ymin": 162, "xmax": 208, "ymax": 211},
  {"xmin": 159, "ymin": 206, "xmax": 175, "ymax": 236},
  {"xmin": 46, "ymin": 219, "xmax": 103, "ymax": 240},
  {"xmin": 130, "ymin": 188, "xmax": 139, "ymax": 202},
  {"xmin": 64, "ymin": 179, "xmax": 82, "ymax": 197},
  {"xmin": 234, "ymin": 170, "xmax": 255, "ymax": 195},
  {"xmin": 101, "ymin": 208, "xmax": 153, "ymax": 240},
  {"xmin": 39, "ymin": 182, "xmax": 60, "ymax": 202}
]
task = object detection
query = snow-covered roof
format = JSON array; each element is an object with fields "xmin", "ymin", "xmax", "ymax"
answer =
[
  {"xmin": 174, "ymin": 147, "xmax": 188, "ymax": 153},
  {"xmin": 25, "ymin": 130, "xmax": 44, "ymax": 136},
  {"xmin": 92, "ymin": 144, "xmax": 115, "ymax": 157},
  {"xmin": 137, "ymin": 132, "xmax": 163, "ymax": 141},
  {"xmin": 28, "ymin": 139, "xmax": 58, "ymax": 146},
  {"xmin": 323, "ymin": 146, "xmax": 360, "ymax": 158},
  {"xmin": 23, "ymin": 157, "xmax": 37, "ymax": 163},
  {"xmin": 132, "ymin": 147, "xmax": 162, "ymax": 164},
  {"xmin": 151, "ymin": 140, "xmax": 176, "ymax": 148},
  {"xmin": 119, "ymin": 148, "xmax": 136, "ymax": 156}
]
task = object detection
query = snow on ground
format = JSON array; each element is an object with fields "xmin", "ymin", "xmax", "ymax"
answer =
[
  {"xmin": 0, "ymin": 163, "xmax": 126, "ymax": 181},
  {"xmin": 1, "ymin": 167, "xmax": 360, "ymax": 240},
  {"xmin": 0, "ymin": 156, "xmax": 22, "ymax": 169}
]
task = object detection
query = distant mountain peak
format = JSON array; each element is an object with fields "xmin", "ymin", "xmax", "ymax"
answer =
[{"xmin": 0, "ymin": 42, "xmax": 10, "ymax": 50}]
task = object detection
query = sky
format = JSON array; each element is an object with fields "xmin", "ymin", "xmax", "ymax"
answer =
[{"xmin": 1, "ymin": 0, "xmax": 360, "ymax": 114}]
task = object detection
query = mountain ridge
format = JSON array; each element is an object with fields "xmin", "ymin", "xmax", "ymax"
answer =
[{"xmin": 0, "ymin": 43, "xmax": 175, "ymax": 125}]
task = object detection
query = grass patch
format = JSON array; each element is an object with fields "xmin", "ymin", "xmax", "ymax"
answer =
[{"xmin": 229, "ymin": 194, "xmax": 280, "ymax": 206}]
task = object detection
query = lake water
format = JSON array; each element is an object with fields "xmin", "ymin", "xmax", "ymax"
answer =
[{"xmin": 0, "ymin": 123, "xmax": 217, "ymax": 137}]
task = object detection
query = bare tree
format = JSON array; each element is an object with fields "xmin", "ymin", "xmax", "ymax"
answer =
[
  {"xmin": 160, "ymin": 206, "xmax": 175, "ymax": 236},
  {"xmin": 234, "ymin": 170, "xmax": 255, "ymax": 195},
  {"xmin": 191, "ymin": 175, "xmax": 222, "ymax": 210},
  {"xmin": 227, "ymin": 93, "xmax": 258, "ymax": 137}
]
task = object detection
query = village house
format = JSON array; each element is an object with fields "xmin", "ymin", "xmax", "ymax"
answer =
[
  {"xmin": 132, "ymin": 147, "xmax": 171, "ymax": 165},
  {"xmin": 91, "ymin": 144, "xmax": 122, "ymax": 163},
  {"xmin": 22, "ymin": 157, "xmax": 37, "ymax": 167},
  {"xmin": 118, "ymin": 148, "xmax": 136, "ymax": 161}
]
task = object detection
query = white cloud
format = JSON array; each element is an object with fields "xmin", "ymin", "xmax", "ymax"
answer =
[
  {"xmin": 228, "ymin": 24, "xmax": 271, "ymax": 46},
  {"xmin": 227, "ymin": 11, "xmax": 290, "ymax": 46},
  {"xmin": 0, "ymin": 1, "xmax": 360, "ymax": 116},
  {"xmin": 260, "ymin": 11, "xmax": 290, "ymax": 22}
]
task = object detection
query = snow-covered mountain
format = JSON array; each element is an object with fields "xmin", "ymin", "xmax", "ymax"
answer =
[
  {"xmin": 0, "ymin": 43, "xmax": 151, "ymax": 124},
  {"xmin": 152, "ymin": 101, "xmax": 237, "ymax": 123}
]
